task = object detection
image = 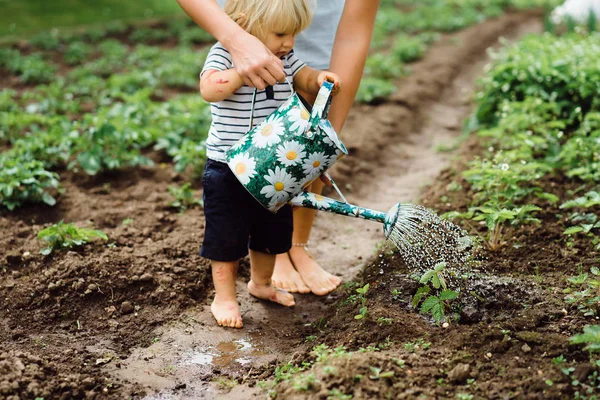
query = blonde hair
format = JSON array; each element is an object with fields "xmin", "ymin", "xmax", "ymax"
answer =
[{"xmin": 224, "ymin": 0, "xmax": 313, "ymax": 41}]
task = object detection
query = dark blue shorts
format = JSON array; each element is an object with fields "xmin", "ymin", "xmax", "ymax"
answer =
[{"xmin": 200, "ymin": 159, "xmax": 293, "ymax": 262}]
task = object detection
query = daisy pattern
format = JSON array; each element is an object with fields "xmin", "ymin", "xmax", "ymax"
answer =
[
  {"xmin": 228, "ymin": 152, "xmax": 257, "ymax": 185},
  {"xmin": 260, "ymin": 166, "xmax": 298, "ymax": 204},
  {"xmin": 302, "ymin": 151, "xmax": 328, "ymax": 180},
  {"xmin": 310, "ymin": 193, "xmax": 331, "ymax": 210},
  {"xmin": 251, "ymin": 114, "xmax": 284, "ymax": 148},
  {"xmin": 276, "ymin": 140, "xmax": 306, "ymax": 167},
  {"xmin": 287, "ymin": 105, "xmax": 311, "ymax": 135}
]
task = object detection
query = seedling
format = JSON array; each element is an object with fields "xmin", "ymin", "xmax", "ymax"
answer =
[
  {"xmin": 377, "ymin": 317, "xmax": 393, "ymax": 326},
  {"xmin": 570, "ymin": 325, "xmax": 600, "ymax": 354},
  {"xmin": 354, "ymin": 283, "xmax": 370, "ymax": 320},
  {"xmin": 563, "ymin": 267, "xmax": 600, "ymax": 317},
  {"xmin": 413, "ymin": 262, "xmax": 459, "ymax": 323},
  {"xmin": 369, "ymin": 366, "xmax": 395, "ymax": 380},
  {"xmin": 38, "ymin": 220, "xmax": 108, "ymax": 255},
  {"xmin": 168, "ymin": 182, "xmax": 203, "ymax": 212}
]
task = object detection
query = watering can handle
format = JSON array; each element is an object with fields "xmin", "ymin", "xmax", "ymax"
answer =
[
  {"xmin": 247, "ymin": 80, "xmax": 295, "ymax": 131},
  {"xmin": 308, "ymin": 80, "xmax": 334, "ymax": 132}
]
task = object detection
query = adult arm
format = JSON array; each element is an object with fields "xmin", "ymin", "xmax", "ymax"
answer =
[
  {"xmin": 327, "ymin": 0, "xmax": 380, "ymax": 132},
  {"xmin": 176, "ymin": 0, "xmax": 285, "ymax": 88}
]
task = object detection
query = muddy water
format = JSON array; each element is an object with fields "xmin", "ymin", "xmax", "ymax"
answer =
[{"xmin": 109, "ymin": 16, "xmax": 544, "ymax": 399}]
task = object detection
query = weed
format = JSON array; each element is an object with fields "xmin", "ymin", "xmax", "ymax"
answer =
[
  {"xmin": 369, "ymin": 366, "xmax": 395, "ymax": 380},
  {"xmin": 292, "ymin": 373, "xmax": 316, "ymax": 391},
  {"xmin": 570, "ymin": 325, "xmax": 600, "ymax": 354},
  {"xmin": 552, "ymin": 355, "xmax": 566, "ymax": 365},
  {"xmin": 215, "ymin": 377, "xmax": 237, "ymax": 389},
  {"xmin": 563, "ymin": 267, "xmax": 600, "ymax": 317},
  {"xmin": 377, "ymin": 317, "xmax": 393, "ymax": 326},
  {"xmin": 327, "ymin": 389, "xmax": 352, "ymax": 400}
]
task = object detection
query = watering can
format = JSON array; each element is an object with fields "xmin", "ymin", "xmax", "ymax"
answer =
[{"xmin": 226, "ymin": 81, "xmax": 403, "ymax": 239}]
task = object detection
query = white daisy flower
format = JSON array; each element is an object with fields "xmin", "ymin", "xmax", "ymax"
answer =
[
  {"xmin": 228, "ymin": 152, "xmax": 257, "ymax": 185},
  {"xmin": 311, "ymin": 193, "xmax": 331, "ymax": 210},
  {"xmin": 287, "ymin": 106, "xmax": 311, "ymax": 135},
  {"xmin": 260, "ymin": 166, "xmax": 298, "ymax": 203},
  {"xmin": 252, "ymin": 115, "xmax": 284, "ymax": 148},
  {"xmin": 302, "ymin": 151, "xmax": 328, "ymax": 180},
  {"xmin": 276, "ymin": 140, "xmax": 306, "ymax": 167}
]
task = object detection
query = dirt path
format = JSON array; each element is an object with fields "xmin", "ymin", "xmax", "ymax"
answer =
[{"xmin": 106, "ymin": 12, "xmax": 543, "ymax": 399}]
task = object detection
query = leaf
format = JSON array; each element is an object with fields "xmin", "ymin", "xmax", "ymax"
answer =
[
  {"xmin": 419, "ymin": 270, "xmax": 435, "ymax": 284},
  {"xmin": 439, "ymin": 290, "xmax": 459, "ymax": 301},
  {"xmin": 564, "ymin": 226, "xmax": 584, "ymax": 235},
  {"xmin": 354, "ymin": 314, "xmax": 364, "ymax": 320},
  {"xmin": 430, "ymin": 302, "xmax": 444, "ymax": 323},
  {"xmin": 40, "ymin": 247, "xmax": 52, "ymax": 256},
  {"xmin": 412, "ymin": 286, "xmax": 430, "ymax": 309},
  {"xmin": 431, "ymin": 274, "xmax": 441, "ymax": 289},
  {"xmin": 420, "ymin": 296, "xmax": 439, "ymax": 313}
]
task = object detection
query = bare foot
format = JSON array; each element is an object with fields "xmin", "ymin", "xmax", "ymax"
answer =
[
  {"xmin": 211, "ymin": 295, "xmax": 243, "ymax": 328},
  {"xmin": 247, "ymin": 280, "xmax": 295, "ymax": 307},
  {"xmin": 289, "ymin": 245, "xmax": 341, "ymax": 296},
  {"xmin": 271, "ymin": 253, "xmax": 311, "ymax": 294}
]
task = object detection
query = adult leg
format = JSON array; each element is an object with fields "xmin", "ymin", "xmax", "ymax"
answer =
[
  {"xmin": 248, "ymin": 250, "xmax": 295, "ymax": 306},
  {"xmin": 211, "ymin": 260, "xmax": 243, "ymax": 328}
]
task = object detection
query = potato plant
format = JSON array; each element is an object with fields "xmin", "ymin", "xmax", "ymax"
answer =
[
  {"xmin": 38, "ymin": 221, "xmax": 108, "ymax": 255},
  {"xmin": 0, "ymin": 158, "xmax": 60, "ymax": 210}
]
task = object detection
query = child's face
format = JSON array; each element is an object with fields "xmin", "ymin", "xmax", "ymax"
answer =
[{"xmin": 263, "ymin": 30, "xmax": 296, "ymax": 59}]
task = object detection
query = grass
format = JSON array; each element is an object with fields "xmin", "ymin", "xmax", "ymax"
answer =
[{"xmin": 0, "ymin": 0, "xmax": 184, "ymax": 38}]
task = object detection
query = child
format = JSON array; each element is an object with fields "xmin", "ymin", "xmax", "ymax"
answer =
[{"xmin": 199, "ymin": 0, "xmax": 341, "ymax": 328}]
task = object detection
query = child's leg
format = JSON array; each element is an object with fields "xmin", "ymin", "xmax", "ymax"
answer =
[
  {"xmin": 211, "ymin": 260, "xmax": 243, "ymax": 328},
  {"xmin": 272, "ymin": 179, "xmax": 342, "ymax": 296},
  {"xmin": 247, "ymin": 250, "xmax": 295, "ymax": 307}
]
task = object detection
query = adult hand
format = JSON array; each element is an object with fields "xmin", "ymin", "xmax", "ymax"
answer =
[{"xmin": 228, "ymin": 32, "xmax": 286, "ymax": 90}]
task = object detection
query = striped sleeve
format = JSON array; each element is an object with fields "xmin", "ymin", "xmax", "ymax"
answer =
[
  {"xmin": 285, "ymin": 50, "xmax": 307, "ymax": 77},
  {"xmin": 201, "ymin": 43, "xmax": 233, "ymax": 77}
]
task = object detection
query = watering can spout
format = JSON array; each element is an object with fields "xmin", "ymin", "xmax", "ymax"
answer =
[{"xmin": 289, "ymin": 191, "xmax": 400, "ymax": 238}]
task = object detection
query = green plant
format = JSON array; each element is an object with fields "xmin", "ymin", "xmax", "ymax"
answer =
[
  {"xmin": 63, "ymin": 42, "xmax": 93, "ymax": 66},
  {"xmin": 570, "ymin": 325, "xmax": 600, "ymax": 354},
  {"xmin": 69, "ymin": 123, "xmax": 153, "ymax": 175},
  {"xmin": 369, "ymin": 366, "xmax": 395, "ymax": 380},
  {"xmin": 354, "ymin": 283, "xmax": 370, "ymax": 320},
  {"xmin": 38, "ymin": 220, "xmax": 108, "ymax": 255},
  {"xmin": 356, "ymin": 77, "xmax": 395, "ymax": 104},
  {"xmin": 0, "ymin": 158, "xmax": 60, "ymax": 210},
  {"xmin": 476, "ymin": 33, "xmax": 600, "ymax": 125},
  {"xmin": 168, "ymin": 183, "xmax": 203, "ymax": 212},
  {"xmin": 412, "ymin": 262, "xmax": 459, "ymax": 323},
  {"xmin": 563, "ymin": 267, "xmax": 600, "ymax": 316},
  {"xmin": 377, "ymin": 317, "xmax": 393, "ymax": 325},
  {"xmin": 327, "ymin": 389, "xmax": 352, "ymax": 400}
]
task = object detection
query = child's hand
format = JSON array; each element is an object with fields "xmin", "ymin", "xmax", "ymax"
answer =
[{"xmin": 317, "ymin": 72, "xmax": 341, "ymax": 95}]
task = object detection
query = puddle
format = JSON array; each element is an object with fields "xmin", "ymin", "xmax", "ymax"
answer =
[{"xmin": 181, "ymin": 337, "xmax": 267, "ymax": 369}]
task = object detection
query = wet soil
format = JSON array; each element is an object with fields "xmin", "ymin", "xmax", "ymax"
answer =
[{"xmin": 2, "ymin": 10, "xmax": 592, "ymax": 400}]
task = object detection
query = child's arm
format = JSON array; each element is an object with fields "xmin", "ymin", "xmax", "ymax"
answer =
[
  {"xmin": 293, "ymin": 66, "xmax": 341, "ymax": 96},
  {"xmin": 200, "ymin": 69, "xmax": 244, "ymax": 102}
]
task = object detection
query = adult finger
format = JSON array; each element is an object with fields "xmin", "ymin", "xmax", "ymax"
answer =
[
  {"xmin": 247, "ymin": 72, "xmax": 268, "ymax": 90},
  {"xmin": 265, "ymin": 57, "xmax": 286, "ymax": 83}
]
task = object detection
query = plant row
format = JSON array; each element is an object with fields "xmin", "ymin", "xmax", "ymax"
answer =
[{"xmin": 356, "ymin": 0, "xmax": 565, "ymax": 103}]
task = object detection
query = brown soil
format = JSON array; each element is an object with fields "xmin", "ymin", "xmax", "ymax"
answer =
[{"xmin": 3, "ymin": 10, "xmax": 593, "ymax": 400}]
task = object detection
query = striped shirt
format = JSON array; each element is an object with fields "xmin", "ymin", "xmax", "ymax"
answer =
[{"xmin": 201, "ymin": 43, "xmax": 306, "ymax": 162}]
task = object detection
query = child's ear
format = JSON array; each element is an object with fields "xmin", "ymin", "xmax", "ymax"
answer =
[{"xmin": 235, "ymin": 13, "xmax": 248, "ymax": 29}]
